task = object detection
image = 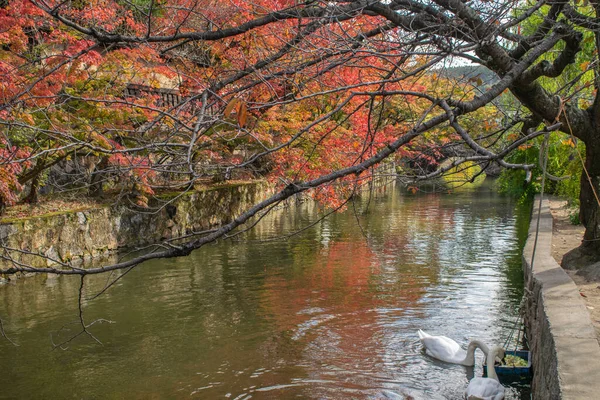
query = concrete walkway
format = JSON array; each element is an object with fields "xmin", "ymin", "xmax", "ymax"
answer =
[{"xmin": 523, "ymin": 196, "xmax": 600, "ymax": 399}]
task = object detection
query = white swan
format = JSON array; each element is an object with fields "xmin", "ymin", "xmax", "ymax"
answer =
[
  {"xmin": 465, "ymin": 346, "xmax": 506, "ymax": 400},
  {"xmin": 417, "ymin": 329, "xmax": 490, "ymax": 366}
]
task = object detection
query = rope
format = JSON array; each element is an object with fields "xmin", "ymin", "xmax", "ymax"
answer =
[
  {"xmin": 530, "ymin": 132, "xmax": 550, "ymax": 271},
  {"xmin": 503, "ymin": 132, "xmax": 551, "ymax": 352},
  {"xmin": 503, "ymin": 294, "xmax": 528, "ymax": 351}
]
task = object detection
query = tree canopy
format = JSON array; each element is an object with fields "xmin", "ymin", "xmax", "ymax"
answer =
[{"xmin": 2, "ymin": 0, "xmax": 600, "ymax": 273}]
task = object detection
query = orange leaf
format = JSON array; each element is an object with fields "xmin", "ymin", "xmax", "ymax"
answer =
[
  {"xmin": 237, "ymin": 102, "xmax": 247, "ymax": 127},
  {"xmin": 224, "ymin": 98, "xmax": 240, "ymax": 118}
]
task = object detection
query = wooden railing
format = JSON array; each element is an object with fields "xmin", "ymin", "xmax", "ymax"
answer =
[
  {"xmin": 125, "ymin": 84, "xmax": 185, "ymax": 108},
  {"xmin": 124, "ymin": 84, "xmax": 219, "ymax": 116}
]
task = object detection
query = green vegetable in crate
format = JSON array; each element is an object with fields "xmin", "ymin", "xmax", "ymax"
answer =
[{"xmin": 504, "ymin": 354, "xmax": 527, "ymax": 367}]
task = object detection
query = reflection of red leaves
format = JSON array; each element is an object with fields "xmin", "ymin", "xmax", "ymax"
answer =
[{"xmin": 407, "ymin": 186, "xmax": 418, "ymax": 194}]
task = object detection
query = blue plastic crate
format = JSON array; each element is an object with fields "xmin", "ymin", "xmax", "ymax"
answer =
[{"xmin": 483, "ymin": 350, "xmax": 532, "ymax": 381}]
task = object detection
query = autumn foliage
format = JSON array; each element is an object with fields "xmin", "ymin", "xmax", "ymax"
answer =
[
  {"xmin": 0, "ymin": 0, "xmax": 425, "ymax": 209},
  {"xmin": 0, "ymin": 0, "xmax": 518, "ymax": 215},
  {"xmin": 3, "ymin": 0, "xmax": 600, "ymax": 269}
]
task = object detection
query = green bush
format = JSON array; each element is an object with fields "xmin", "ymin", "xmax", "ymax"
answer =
[
  {"xmin": 497, "ymin": 132, "xmax": 582, "ymax": 205},
  {"xmin": 569, "ymin": 211, "xmax": 581, "ymax": 226}
]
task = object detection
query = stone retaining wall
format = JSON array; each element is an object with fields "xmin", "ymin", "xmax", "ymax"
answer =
[
  {"xmin": 523, "ymin": 196, "xmax": 600, "ymax": 399},
  {"xmin": 0, "ymin": 181, "xmax": 273, "ymax": 269}
]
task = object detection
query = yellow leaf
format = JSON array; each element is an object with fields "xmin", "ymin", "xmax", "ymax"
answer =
[{"xmin": 580, "ymin": 61, "xmax": 590, "ymax": 72}]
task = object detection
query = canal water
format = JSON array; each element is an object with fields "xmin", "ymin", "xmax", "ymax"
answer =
[{"xmin": 0, "ymin": 182, "xmax": 531, "ymax": 399}]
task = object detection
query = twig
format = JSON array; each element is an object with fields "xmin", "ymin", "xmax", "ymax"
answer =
[
  {"xmin": 51, "ymin": 276, "xmax": 115, "ymax": 349},
  {"xmin": 0, "ymin": 317, "xmax": 19, "ymax": 346}
]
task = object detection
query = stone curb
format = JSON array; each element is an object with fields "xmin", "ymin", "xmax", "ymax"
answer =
[{"xmin": 523, "ymin": 196, "xmax": 600, "ymax": 399}]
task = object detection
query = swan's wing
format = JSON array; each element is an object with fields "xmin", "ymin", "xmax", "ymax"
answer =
[
  {"xmin": 434, "ymin": 336, "xmax": 461, "ymax": 353},
  {"xmin": 466, "ymin": 377, "xmax": 505, "ymax": 400},
  {"xmin": 420, "ymin": 336, "xmax": 464, "ymax": 362},
  {"xmin": 418, "ymin": 332, "xmax": 460, "ymax": 352}
]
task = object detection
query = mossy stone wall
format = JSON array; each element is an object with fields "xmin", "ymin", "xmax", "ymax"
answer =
[{"xmin": 0, "ymin": 181, "xmax": 272, "ymax": 269}]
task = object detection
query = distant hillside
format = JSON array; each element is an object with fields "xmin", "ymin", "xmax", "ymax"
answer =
[{"xmin": 432, "ymin": 65, "xmax": 499, "ymax": 86}]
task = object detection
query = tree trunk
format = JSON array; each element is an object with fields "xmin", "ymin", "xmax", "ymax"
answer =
[
  {"xmin": 23, "ymin": 173, "xmax": 39, "ymax": 204},
  {"xmin": 88, "ymin": 156, "xmax": 109, "ymax": 198},
  {"xmin": 564, "ymin": 139, "xmax": 600, "ymax": 268},
  {"xmin": 580, "ymin": 141, "xmax": 600, "ymax": 253}
]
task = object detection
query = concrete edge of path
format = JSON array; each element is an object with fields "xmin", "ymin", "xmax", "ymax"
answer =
[{"xmin": 523, "ymin": 195, "xmax": 600, "ymax": 399}]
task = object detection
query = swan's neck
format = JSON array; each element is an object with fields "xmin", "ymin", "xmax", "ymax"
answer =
[
  {"xmin": 463, "ymin": 339, "xmax": 489, "ymax": 365},
  {"xmin": 486, "ymin": 347, "xmax": 502, "ymax": 382}
]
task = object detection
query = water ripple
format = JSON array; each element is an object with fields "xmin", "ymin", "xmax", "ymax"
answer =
[{"xmin": 0, "ymin": 184, "xmax": 530, "ymax": 399}]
